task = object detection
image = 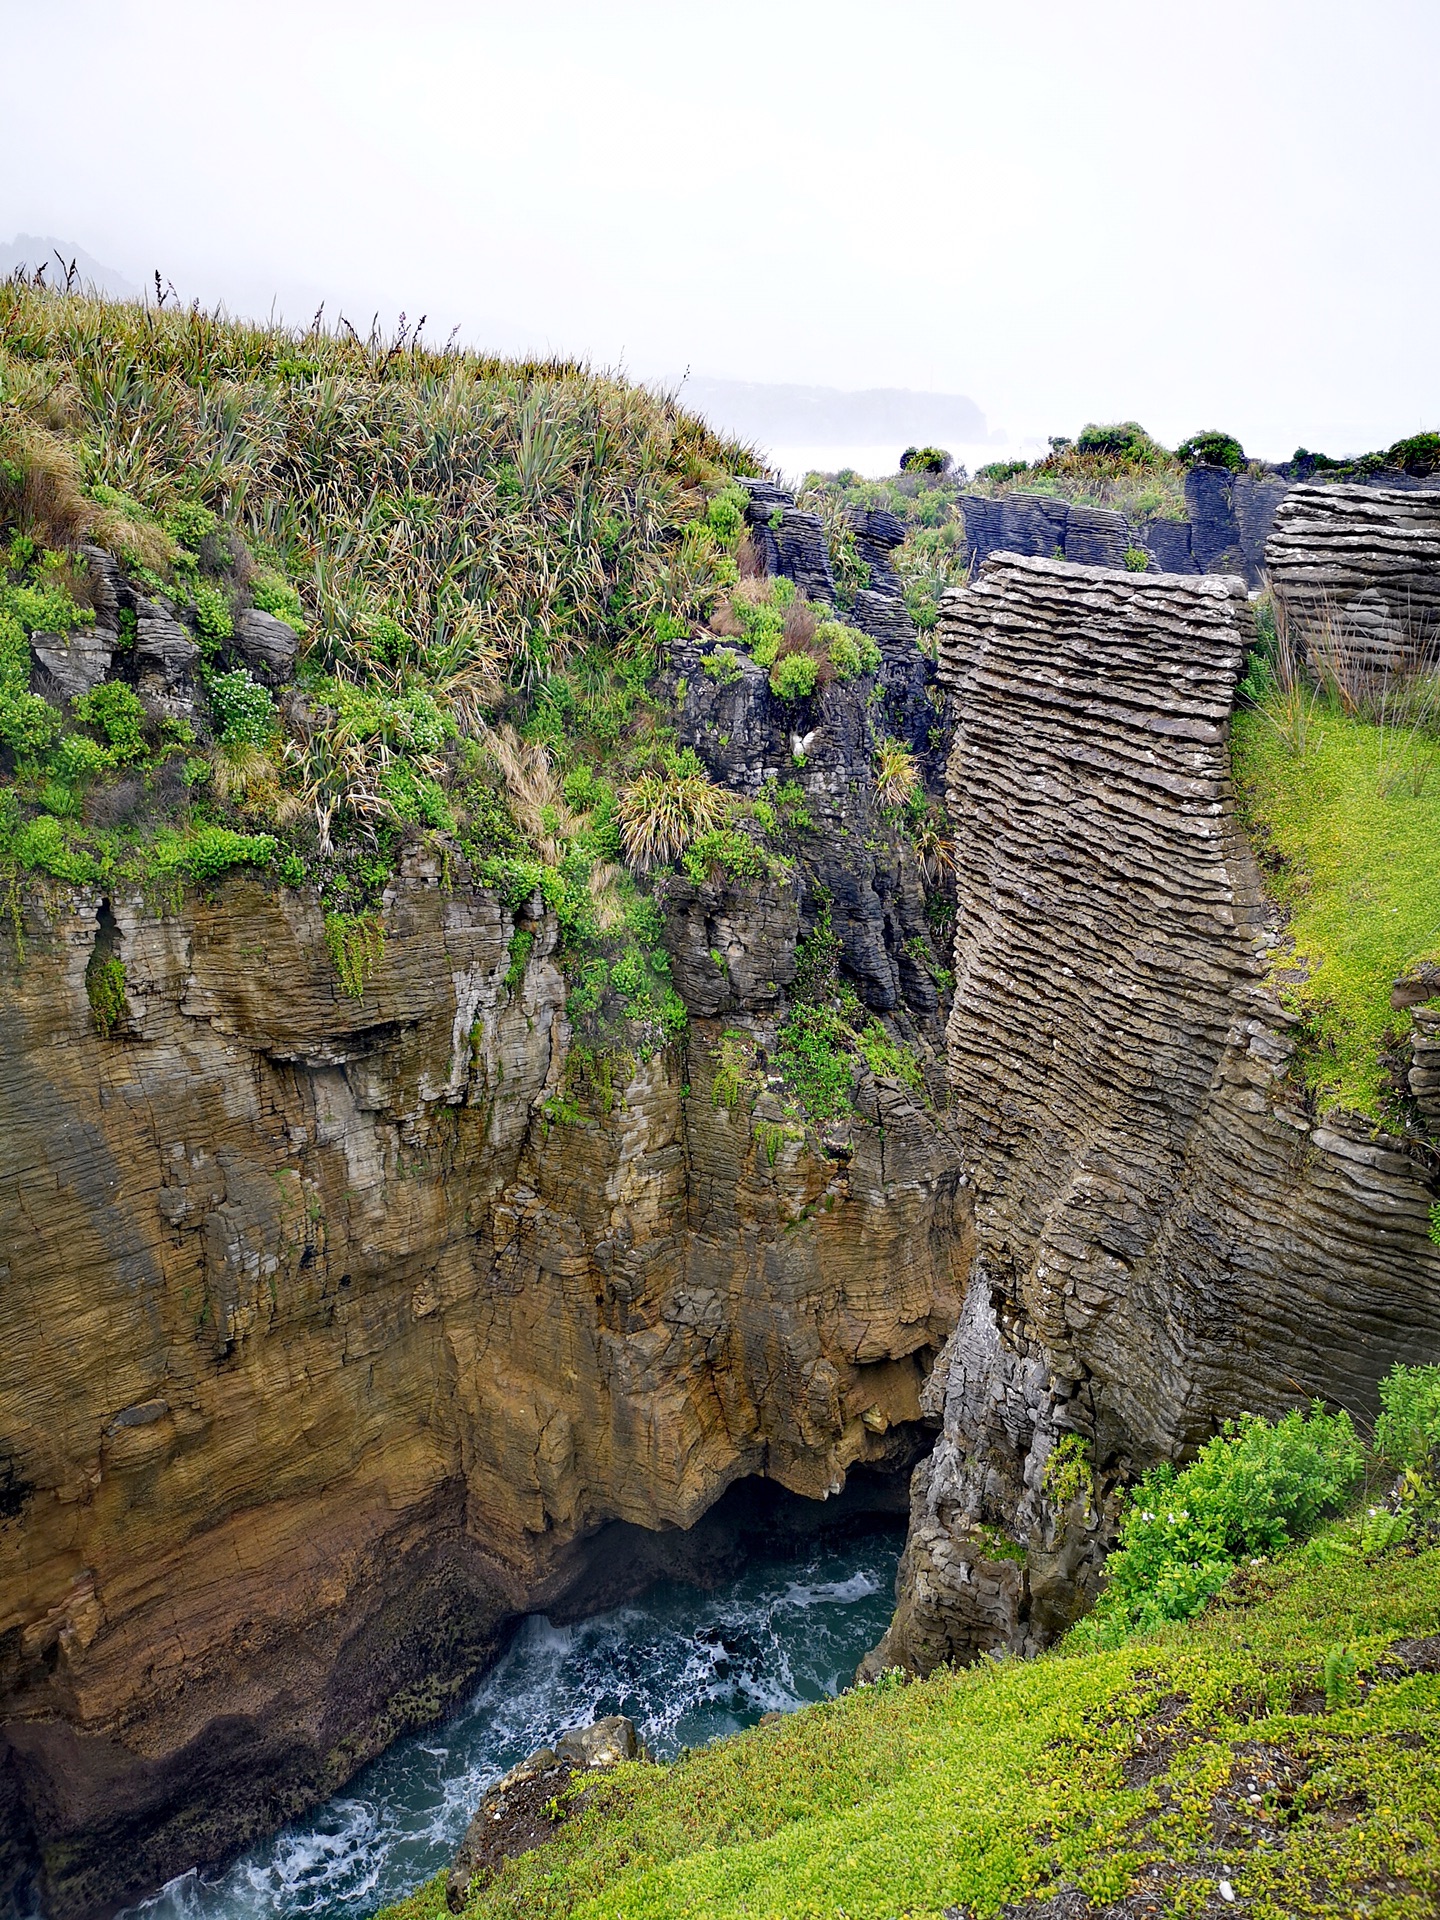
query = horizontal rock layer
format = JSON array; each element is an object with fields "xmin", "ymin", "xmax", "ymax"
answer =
[
  {"xmin": 869, "ymin": 554, "xmax": 1440, "ymax": 1676},
  {"xmin": 1266, "ymin": 482, "xmax": 1440, "ymax": 676}
]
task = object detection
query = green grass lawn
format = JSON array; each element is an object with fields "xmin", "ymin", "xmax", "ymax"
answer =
[
  {"xmin": 375, "ymin": 1529, "xmax": 1440, "ymax": 1920},
  {"xmin": 1232, "ymin": 701, "xmax": 1440, "ymax": 1116}
]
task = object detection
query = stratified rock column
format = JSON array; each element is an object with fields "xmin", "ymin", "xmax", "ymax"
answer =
[{"xmin": 867, "ymin": 553, "xmax": 1440, "ymax": 1676}]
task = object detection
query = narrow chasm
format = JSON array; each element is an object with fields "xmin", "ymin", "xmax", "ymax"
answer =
[{"xmin": 116, "ymin": 1469, "xmax": 918, "ymax": 1920}]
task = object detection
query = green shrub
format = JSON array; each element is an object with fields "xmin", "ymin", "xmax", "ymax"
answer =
[
  {"xmin": 72, "ymin": 681, "xmax": 146, "ymax": 759},
  {"xmin": 899, "ymin": 446, "xmax": 952, "ymax": 475},
  {"xmin": 821, "ymin": 622, "xmax": 881, "ymax": 681},
  {"xmin": 976, "ymin": 459, "xmax": 1028, "ymax": 484},
  {"xmin": 1374, "ymin": 1364, "xmax": 1440, "ymax": 1478},
  {"xmin": 208, "ymin": 668, "xmax": 276, "ymax": 746},
  {"xmin": 1096, "ymin": 1405, "xmax": 1362, "ymax": 1631},
  {"xmin": 769, "ymin": 652, "xmax": 818, "ymax": 701},
  {"xmin": 152, "ymin": 826, "xmax": 275, "ymax": 886},
  {"xmin": 11, "ymin": 813, "xmax": 103, "ymax": 884},
  {"xmin": 705, "ymin": 484, "xmax": 750, "ymax": 543},
  {"xmin": 1385, "ymin": 431, "xmax": 1440, "ymax": 477},
  {"xmin": 1123, "ymin": 546, "xmax": 1150, "ymax": 572},
  {"xmin": 250, "ymin": 572, "xmax": 306, "ymax": 634},
  {"xmin": 776, "ymin": 1002, "xmax": 855, "ymax": 1120},
  {"xmin": 192, "ymin": 582, "xmax": 233, "ymax": 640},
  {"xmin": 2, "ymin": 578, "xmax": 94, "ymax": 636},
  {"xmin": 854, "ymin": 1018, "xmax": 925, "ymax": 1096},
  {"xmin": 701, "ymin": 647, "xmax": 744, "ymax": 686},
  {"xmin": 681, "ymin": 827, "xmax": 774, "ymax": 885},
  {"xmin": 86, "ymin": 955, "xmax": 128, "ymax": 1037},
  {"xmin": 166, "ymin": 501, "xmax": 217, "ymax": 550},
  {"xmin": 1076, "ymin": 421, "xmax": 1158, "ymax": 461},
  {"xmin": 0, "ymin": 684, "xmax": 61, "ymax": 754},
  {"xmin": 53, "ymin": 734, "xmax": 114, "ymax": 783},
  {"xmin": 1176, "ymin": 429, "xmax": 1245, "ymax": 470}
]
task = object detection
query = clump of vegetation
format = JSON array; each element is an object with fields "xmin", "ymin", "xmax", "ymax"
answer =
[
  {"xmin": 617, "ymin": 753, "xmax": 728, "ymax": 867},
  {"xmin": 1077, "ymin": 1405, "xmax": 1363, "ymax": 1640},
  {"xmin": 1376, "ymin": 1363, "xmax": 1440, "ymax": 1487},
  {"xmin": 85, "ymin": 951, "xmax": 127, "ymax": 1036},
  {"xmin": 323, "ymin": 910, "xmax": 386, "ymax": 998},
  {"xmin": 1176, "ymin": 429, "xmax": 1245, "ymax": 470},
  {"xmin": 1233, "ymin": 639, "xmax": 1440, "ymax": 1115},
  {"xmin": 0, "ymin": 279, "xmax": 773, "ymax": 1055},
  {"xmin": 899, "ymin": 445, "xmax": 952, "ymax": 475},
  {"xmin": 379, "ymin": 1369, "xmax": 1440, "ymax": 1920}
]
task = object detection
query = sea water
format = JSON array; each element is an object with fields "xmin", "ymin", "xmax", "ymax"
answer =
[{"xmin": 124, "ymin": 1519, "xmax": 904, "ymax": 1920}]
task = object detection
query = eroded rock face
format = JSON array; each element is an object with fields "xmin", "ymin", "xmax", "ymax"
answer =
[
  {"xmin": 0, "ymin": 809, "xmax": 963, "ymax": 1917},
  {"xmin": 1267, "ymin": 482, "xmax": 1440, "ymax": 679},
  {"xmin": 868, "ymin": 555, "xmax": 1440, "ymax": 1677}
]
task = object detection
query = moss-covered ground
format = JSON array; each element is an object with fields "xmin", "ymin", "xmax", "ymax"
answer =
[
  {"xmin": 1232, "ymin": 701, "xmax": 1440, "ymax": 1117},
  {"xmin": 373, "ymin": 1527, "xmax": 1440, "ymax": 1920}
]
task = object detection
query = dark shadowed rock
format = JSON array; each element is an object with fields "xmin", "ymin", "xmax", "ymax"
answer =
[
  {"xmin": 740, "ymin": 478, "xmax": 836, "ymax": 603},
  {"xmin": 445, "ymin": 1716, "xmax": 645, "ymax": 1910},
  {"xmin": 133, "ymin": 600, "xmax": 200, "ymax": 718}
]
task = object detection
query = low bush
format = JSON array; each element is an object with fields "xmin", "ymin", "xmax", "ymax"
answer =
[
  {"xmin": 208, "ymin": 669, "xmax": 276, "ymax": 747},
  {"xmin": 1375, "ymin": 1364, "xmax": 1440, "ymax": 1480},
  {"xmin": 618, "ymin": 758, "xmax": 728, "ymax": 868},
  {"xmin": 1089, "ymin": 1405, "xmax": 1362, "ymax": 1635},
  {"xmin": 874, "ymin": 737, "xmax": 919, "ymax": 806},
  {"xmin": 775, "ymin": 1001, "xmax": 855, "ymax": 1120},
  {"xmin": 769, "ymin": 652, "xmax": 818, "ymax": 700},
  {"xmin": 1176, "ymin": 429, "xmax": 1245, "ymax": 470},
  {"xmin": 899, "ymin": 445, "xmax": 952, "ymax": 475}
]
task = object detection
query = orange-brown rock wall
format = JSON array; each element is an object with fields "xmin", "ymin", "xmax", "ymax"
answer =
[{"xmin": 0, "ymin": 851, "xmax": 964, "ymax": 1918}]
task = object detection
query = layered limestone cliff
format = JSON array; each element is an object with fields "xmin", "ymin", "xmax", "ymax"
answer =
[
  {"xmin": 0, "ymin": 619, "xmax": 963, "ymax": 1918},
  {"xmin": 866, "ymin": 553, "xmax": 1440, "ymax": 1677}
]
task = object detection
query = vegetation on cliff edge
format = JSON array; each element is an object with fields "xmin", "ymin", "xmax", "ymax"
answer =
[{"xmin": 1233, "ymin": 647, "xmax": 1440, "ymax": 1119}]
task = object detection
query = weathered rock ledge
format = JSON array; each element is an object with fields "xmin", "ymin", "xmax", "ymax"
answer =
[{"xmin": 867, "ymin": 553, "xmax": 1440, "ymax": 1677}]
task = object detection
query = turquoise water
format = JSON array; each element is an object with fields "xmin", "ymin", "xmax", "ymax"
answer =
[{"xmin": 125, "ymin": 1519, "xmax": 904, "ymax": 1920}]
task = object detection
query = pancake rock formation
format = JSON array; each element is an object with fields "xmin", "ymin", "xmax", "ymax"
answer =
[{"xmin": 866, "ymin": 554, "xmax": 1440, "ymax": 1677}]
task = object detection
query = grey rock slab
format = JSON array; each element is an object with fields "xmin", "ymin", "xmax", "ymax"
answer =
[
  {"xmin": 234, "ymin": 606, "xmax": 299, "ymax": 682},
  {"xmin": 870, "ymin": 550, "xmax": 1440, "ymax": 1678},
  {"xmin": 30, "ymin": 626, "xmax": 114, "ymax": 699}
]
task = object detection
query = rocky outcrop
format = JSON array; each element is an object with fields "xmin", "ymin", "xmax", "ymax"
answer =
[
  {"xmin": 1266, "ymin": 482, "xmax": 1440, "ymax": 677},
  {"xmin": 446, "ymin": 1714, "xmax": 643, "ymax": 1911},
  {"xmin": 232, "ymin": 607, "xmax": 300, "ymax": 683},
  {"xmin": 0, "ymin": 630, "xmax": 964, "ymax": 1918},
  {"xmin": 867, "ymin": 554, "xmax": 1440, "ymax": 1677},
  {"xmin": 958, "ymin": 466, "xmax": 1438, "ymax": 589}
]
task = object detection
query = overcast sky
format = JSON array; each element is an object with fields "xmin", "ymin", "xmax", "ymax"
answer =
[{"xmin": 5, "ymin": 0, "xmax": 1437, "ymax": 461}]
